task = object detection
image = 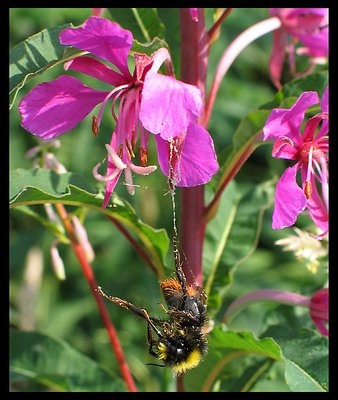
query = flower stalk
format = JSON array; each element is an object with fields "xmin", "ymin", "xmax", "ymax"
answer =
[
  {"xmin": 203, "ymin": 17, "xmax": 281, "ymax": 127},
  {"xmin": 223, "ymin": 288, "xmax": 329, "ymax": 336},
  {"xmin": 180, "ymin": 8, "xmax": 209, "ymax": 288}
]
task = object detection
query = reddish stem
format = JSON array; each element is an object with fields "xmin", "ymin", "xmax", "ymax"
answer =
[
  {"xmin": 203, "ymin": 17, "xmax": 281, "ymax": 127},
  {"xmin": 179, "ymin": 8, "xmax": 209, "ymax": 291},
  {"xmin": 207, "ymin": 8, "xmax": 233, "ymax": 45},
  {"xmin": 178, "ymin": 8, "xmax": 209, "ymax": 392},
  {"xmin": 180, "ymin": 8, "xmax": 208, "ymax": 99},
  {"xmin": 55, "ymin": 203, "xmax": 137, "ymax": 392}
]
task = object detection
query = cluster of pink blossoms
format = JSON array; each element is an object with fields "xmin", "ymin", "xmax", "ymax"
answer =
[
  {"xmin": 19, "ymin": 16, "xmax": 218, "ymax": 208},
  {"xmin": 17, "ymin": 10, "xmax": 329, "ymax": 337}
]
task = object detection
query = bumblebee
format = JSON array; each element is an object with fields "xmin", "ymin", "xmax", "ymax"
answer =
[{"xmin": 97, "ymin": 253, "xmax": 208, "ymax": 375}]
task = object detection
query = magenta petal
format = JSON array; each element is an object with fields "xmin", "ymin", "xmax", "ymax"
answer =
[
  {"xmin": 60, "ymin": 16, "xmax": 133, "ymax": 78},
  {"xmin": 321, "ymin": 85, "xmax": 329, "ymax": 113},
  {"xmin": 19, "ymin": 75, "xmax": 108, "ymax": 139},
  {"xmin": 317, "ymin": 85, "xmax": 329, "ymax": 139},
  {"xmin": 297, "ymin": 28, "xmax": 328, "ymax": 57},
  {"xmin": 65, "ymin": 56, "xmax": 128, "ymax": 87},
  {"xmin": 272, "ymin": 165, "xmax": 307, "ymax": 229},
  {"xmin": 300, "ymin": 169, "xmax": 328, "ymax": 235},
  {"xmin": 263, "ymin": 91, "xmax": 320, "ymax": 145},
  {"xmin": 140, "ymin": 73, "xmax": 203, "ymax": 139},
  {"xmin": 316, "ymin": 85, "xmax": 329, "ymax": 139},
  {"xmin": 269, "ymin": 29, "xmax": 285, "ymax": 90},
  {"xmin": 155, "ymin": 123, "xmax": 218, "ymax": 186},
  {"xmin": 310, "ymin": 288, "xmax": 329, "ymax": 336},
  {"xmin": 272, "ymin": 136, "xmax": 298, "ymax": 160}
]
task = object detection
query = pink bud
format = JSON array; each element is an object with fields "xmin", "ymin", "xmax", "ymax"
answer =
[{"xmin": 309, "ymin": 288, "xmax": 329, "ymax": 336}]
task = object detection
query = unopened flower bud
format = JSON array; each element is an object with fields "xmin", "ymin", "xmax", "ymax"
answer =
[
  {"xmin": 50, "ymin": 242, "xmax": 66, "ymax": 280},
  {"xmin": 309, "ymin": 288, "xmax": 329, "ymax": 336},
  {"xmin": 25, "ymin": 145, "xmax": 41, "ymax": 159},
  {"xmin": 72, "ymin": 216, "xmax": 95, "ymax": 263},
  {"xmin": 44, "ymin": 153, "xmax": 67, "ymax": 173}
]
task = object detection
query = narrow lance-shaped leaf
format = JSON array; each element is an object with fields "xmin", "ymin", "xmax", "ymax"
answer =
[
  {"xmin": 10, "ymin": 168, "xmax": 169, "ymax": 279},
  {"xmin": 10, "ymin": 329, "xmax": 125, "ymax": 392},
  {"xmin": 262, "ymin": 71, "xmax": 329, "ymax": 110},
  {"xmin": 10, "ymin": 24, "xmax": 85, "ymax": 109},
  {"xmin": 203, "ymin": 180, "xmax": 275, "ymax": 315}
]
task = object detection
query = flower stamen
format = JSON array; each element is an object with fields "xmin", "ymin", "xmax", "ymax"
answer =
[
  {"xmin": 139, "ymin": 146, "xmax": 148, "ymax": 166},
  {"xmin": 124, "ymin": 167, "xmax": 135, "ymax": 195},
  {"xmin": 105, "ymin": 144, "xmax": 127, "ymax": 170},
  {"xmin": 92, "ymin": 115, "xmax": 99, "ymax": 137},
  {"xmin": 129, "ymin": 164, "xmax": 157, "ymax": 175},
  {"xmin": 304, "ymin": 180, "xmax": 312, "ymax": 200},
  {"xmin": 92, "ymin": 161, "xmax": 121, "ymax": 182}
]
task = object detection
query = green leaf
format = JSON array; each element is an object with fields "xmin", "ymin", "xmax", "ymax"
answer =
[
  {"xmin": 12, "ymin": 206, "xmax": 69, "ymax": 244},
  {"xmin": 10, "ymin": 168, "xmax": 95, "ymax": 200},
  {"xmin": 263, "ymin": 325, "xmax": 328, "ymax": 392},
  {"xmin": 203, "ymin": 180, "xmax": 274, "ymax": 314},
  {"xmin": 131, "ymin": 37, "xmax": 169, "ymax": 56},
  {"xmin": 219, "ymin": 359, "xmax": 275, "ymax": 392},
  {"xmin": 10, "ymin": 329, "xmax": 125, "ymax": 391},
  {"xmin": 10, "ymin": 168, "xmax": 169, "ymax": 278},
  {"xmin": 10, "ymin": 24, "xmax": 85, "ymax": 109},
  {"xmin": 184, "ymin": 326, "xmax": 283, "ymax": 392},
  {"xmin": 261, "ymin": 71, "xmax": 328, "ymax": 110},
  {"xmin": 108, "ymin": 8, "xmax": 165, "ymax": 43}
]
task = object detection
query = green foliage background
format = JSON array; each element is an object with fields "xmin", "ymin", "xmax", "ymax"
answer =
[{"xmin": 10, "ymin": 8, "xmax": 328, "ymax": 392}]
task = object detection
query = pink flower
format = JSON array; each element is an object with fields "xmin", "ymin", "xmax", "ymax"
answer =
[
  {"xmin": 269, "ymin": 8, "xmax": 328, "ymax": 89},
  {"xmin": 263, "ymin": 86, "xmax": 329, "ymax": 237},
  {"xmin": 19, "ymin": 16, "xmax": 218, "ymax": 207},
  {"xmin": 309, "ymin": 288, "xmax": 329, "ymax": 337}
]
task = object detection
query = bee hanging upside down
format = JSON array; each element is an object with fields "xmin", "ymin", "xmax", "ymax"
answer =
[
  {"xmin": 98, "ymin": 163, "xmax": 209, "ymax": 374},
  {"xmin": 97, "ymin": 258, "xmax": 208, "ymax": 375}
]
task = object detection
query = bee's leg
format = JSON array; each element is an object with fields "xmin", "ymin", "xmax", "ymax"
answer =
[
  {"xmin": 158, "ymin": 302, "xmax": 168, "ymax": 314},
  {"xmin": 140, "ymin": 308, "xmax": 163, "ymax": 338},
  {"xmin": 146, "ymin": 322, "xmax": 158, "ymax": 358},
  {"xmin": 96, "ymin": 286, "xmax": 151, "ymax": 320}
]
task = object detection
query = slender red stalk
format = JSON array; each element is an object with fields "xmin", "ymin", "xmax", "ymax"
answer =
[
  {"xmin": 177, "ymin": 8, "xmax": 209, "ymax": 392},
  {"xmin": 207, "ymin": 8, "xmax": 233, "ymax": 45},
  {"xmin": 179, "ymin": 8, "xmax": 209, "ymax": 292},
  {"xmin": 203, "ymin": 17, "xmax": 281, "ymax": 127},
  {"xmin": 55, "ymin": 203, "xmax": 137, "ymax": 392}
]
